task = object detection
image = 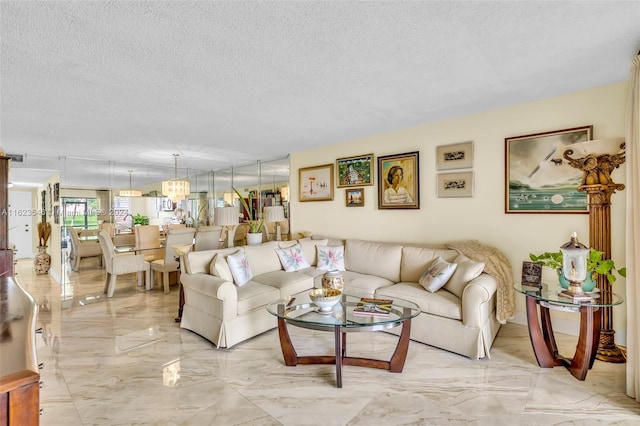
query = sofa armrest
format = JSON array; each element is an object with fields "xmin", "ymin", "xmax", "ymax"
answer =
[
  {"xmin": 181, "ymin": 273, "xmax": 239, "ymax": 319},
  {"xmin": 461, "ymin": 273, "xmax": 497, "ymax": 328}
]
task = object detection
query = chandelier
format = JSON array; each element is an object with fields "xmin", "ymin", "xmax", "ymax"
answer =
[
  {"xmin": 162, "ymin": 153, "xmax": 190, "ymax": 203},
  {"xmin": 119, "ymin": 170, "xmax": 142, "ymax": 197}
]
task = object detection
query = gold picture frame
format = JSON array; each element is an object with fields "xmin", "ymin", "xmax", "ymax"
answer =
[
  {"xmin": 345, "ymin": 188, "xmax": 364, "ymax": 207},
  {"xmin": 377, "ymin": 151, "xmax": 419, "ymax": 209},
  {"xmin": 299, "ymin": 163, "xmax": 334, "ymax": 202}
]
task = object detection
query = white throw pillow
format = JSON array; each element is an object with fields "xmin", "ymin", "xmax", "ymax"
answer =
[
  {"xmin": 209, "ymin": 253, "xmax": 234, "ymax": 282},
  {"xmin": 443, "ymin": 254, "xmax": 485, "ymax": 299},
  {"xmin": 316, "ymin": 245, "xmax": 346, "ymax": 271},
  {"xmin": 226, "ymin": 251, "xmax": 253, "ymax": 286},
  {"xmin": 418, "ymin": 256, "xmax": 457, "ymax": 292},
  {"xmin": 275, "ymin": 244, "xmax": 311, "ymax": 272}
]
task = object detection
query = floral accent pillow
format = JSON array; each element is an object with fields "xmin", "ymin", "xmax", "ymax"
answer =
[
  {"xmin": 419, "ymin": 256, "xmax": 457, "ymax": 292},
  {"xmin": 226, "ymin": 251, "xmax": 253, "ymax": 286},
  {"xmin": 275, "ymin": 244, "xmax": 311, "ymax": 272},
  {"xmin": 316, "ymin": 245, "xmax": 346, "ymax": 271}
]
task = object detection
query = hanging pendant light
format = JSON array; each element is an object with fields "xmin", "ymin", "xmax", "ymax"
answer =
[
  {"xmin": 162, "ymin": 153, "xmax": 190, "ymax": 203},
  {"xmin": 119, "ymin": 170, "xmax": 142, "ymax": 197}
]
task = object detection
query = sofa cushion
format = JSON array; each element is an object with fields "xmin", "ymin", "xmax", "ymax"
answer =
[
  {"xmin": 401, "ymin": 246, "xmax": 458, "ymax": 282},
  {"xmin": 243, "ymin": 241, "xmax": 282, "ymax": 276},
  {"xmin": 297, "ymin": 238, "xmax": 328, "ymax": 266},
  {"xmin": 252, "ymin": 270, "xmax": 314, "ymax": 299},
  {"xmin": 186, "ymin": 247, "xmax": 241, "ymax": 274},
  {"xmin": 317, "ymin": 245, "xmax": 346, "ymax": 271},
  {"xmin": 236, "ymin": 281, "xmax": 281, "ymax": 315},
  {"xmin": 444, "ymin": 254, "xmax": 485, "ymax": 299},
  {"xmin": 342, "ymin": 271, "xmax": 395, "ymax": 295},
  {"xmin": 375, "ymin": 282, "xmax": 462, "ymax": 320},
  {"xmin": 227, "ymin": 251, "xmax": 253, "ymax": 286},
  {"xmin": 275, "ymin": 243, "xmax": 311, "ymax": 272},
  {"xmin": 345, "ymin": 240, "xmax": 403, "ymax": 283},
  {"xmin": 419, "ymin": 256, "xmax": 457, "ymax": 292},
  {"xmin": 209, "ymin": 253, "xmax": 234, "ymax": 282}
]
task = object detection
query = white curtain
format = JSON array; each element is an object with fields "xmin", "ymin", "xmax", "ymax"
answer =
[{"xmin": 626, "ymin": 52, "xmax": 640, "ymax": 400}]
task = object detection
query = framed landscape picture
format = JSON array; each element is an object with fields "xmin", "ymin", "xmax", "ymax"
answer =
[
  {"xmin": 437, "ymin": 172, "xmax": 474, "ymax": 198},
  {"xmin": 299, "ymin": 164, "xmax": 334, "ymax": 202},
  {"xmin": 345, "ymin": 188, "xmax": 364, "ymax": 207},
  {"xmin": 336, "ymin": 153, "xmax": 373, "ymax": 187},
  {"xmin": 505, "ymin": 125, "xmax": 592, "ymax": 214},
  {"xmin": 377, "ymin": 151, "xmax": 419, "ymax": 209},
  {"xmin": 436, "ymin": 141, "xmax": 473, "ymax": 170}
]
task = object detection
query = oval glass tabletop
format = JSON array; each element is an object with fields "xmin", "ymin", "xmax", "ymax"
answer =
[
  {"xmin": 266, "ymin": 292, "xmax": 421, "ymax": 329},
  {"xmin": 514, "ymin": 283, "xmax": 622, "ymax": 308}
]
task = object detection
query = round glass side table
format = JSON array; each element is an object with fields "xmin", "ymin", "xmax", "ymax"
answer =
[{"xmin": 514, "ymin": 283, "xmax": 622, "ymax": 380}]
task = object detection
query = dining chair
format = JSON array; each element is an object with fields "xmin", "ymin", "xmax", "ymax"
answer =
[
  {"xmin": 194, "ymin": 226, "xmax": 222, "ymax": 251},
  {"xmin": 68, "ymin": 227, "xmax": 103, "ymax": 271},
  {"xmin": 99, "ymin": 222, "xmax": 116, "ymax": 237},
  {"xmin": 233, "ymin": 223, "xmax": 249, "ymax": 247},
  {"xmin": 150, "ymin": 227, "xmax": 196, "ymax": 294},
  {"xmin": 134, "ymin": 225, "xmax": 163, "ymax": 262},
  {"xmin": 97, "ymin": 231, "xmax": 151, "ymax": 297}
]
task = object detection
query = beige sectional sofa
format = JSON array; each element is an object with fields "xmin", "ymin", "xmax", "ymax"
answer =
[{"xmin": 179, "ymin": 237, "xmax": 502, "ymax": 359}]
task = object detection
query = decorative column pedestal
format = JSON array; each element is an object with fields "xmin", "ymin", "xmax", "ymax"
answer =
[{"xmin": 564, "ymin": 141, "xmax": 626, "ymax": 363}]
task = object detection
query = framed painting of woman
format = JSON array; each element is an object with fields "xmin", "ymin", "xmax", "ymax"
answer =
[{"xmin": 377, "ymin": 151, "xmax": 419, "ymax": 209}]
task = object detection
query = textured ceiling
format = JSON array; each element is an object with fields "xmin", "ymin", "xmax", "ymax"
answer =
[{"xmin": 1, "ymin": 1, "xmax": 639, "ymax": 189}]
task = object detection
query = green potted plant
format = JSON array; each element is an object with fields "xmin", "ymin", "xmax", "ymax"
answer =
[
  {"xmin": 233, "ymin": 188, "xmax": 265, "ymax": 243},
  {"xmin": 133, "ymin": 214, "xmax": 149, "ymax": 226},
  {"xmin": 529, "ymin": 248, "xmax": 626, "ymax": 290}
]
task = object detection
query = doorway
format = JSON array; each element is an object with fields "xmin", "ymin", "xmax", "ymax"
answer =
[{"xmin": 8, "ymin": 190, "xmax": 34, "ymax": 259}]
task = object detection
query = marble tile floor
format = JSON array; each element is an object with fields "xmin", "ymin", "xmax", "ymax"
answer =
[{"xmin": 9, "ymin": 258, "xmax": 640, "ymax": 425}]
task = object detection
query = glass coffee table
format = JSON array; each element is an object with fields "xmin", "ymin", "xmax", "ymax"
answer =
[
  {"xmin": 266, "ymin": 292, "xmax": 420, "ymax": 388},
  {"xmin": 514, "ymin": 283, "xmax": 623, "ymax": 381}
]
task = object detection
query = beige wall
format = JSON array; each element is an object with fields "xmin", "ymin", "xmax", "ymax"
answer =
[{"xmin": 290, "ymin": 82, "xmax": 629, "ymax": 343}]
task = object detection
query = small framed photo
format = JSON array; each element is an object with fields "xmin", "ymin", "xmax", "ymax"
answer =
[
  {"xmin": 336, "ymin": 153, "xmax": 373, "ymax": 187},
  {"xmin": 436, "ymin": 141, "xmax": 473, "ymax": 170},
  {"xmin": 378, "ymin": 151, "xmax": 420, "ymax": 209},
  {"xmin": 299, "ymin": 163, "xmax": 334, "ymax": 202},
  {"xmin": 437, "ymin": 172, "xmax": 474, "ymax": 198},
  {"xmin": 345, "ymin": 188, "xmax": 364, "ymax": 207},
  {"xmin": 521, "ymin": 261, "xmax": 542, "ymax": 287},
  {"xmin": 53, "ymin": 205, "xmax": 60, "ymax": 224}
]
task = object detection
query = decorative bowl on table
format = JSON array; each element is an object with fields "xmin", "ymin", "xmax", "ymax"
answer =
[{"xmin": 309, "ymin": 288, "xmax": 342, "ymax": 313}]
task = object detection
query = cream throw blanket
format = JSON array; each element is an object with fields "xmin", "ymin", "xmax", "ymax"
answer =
[{"xmin": 447, "ymin": 239, "xmax": 515, "ymax": 324}]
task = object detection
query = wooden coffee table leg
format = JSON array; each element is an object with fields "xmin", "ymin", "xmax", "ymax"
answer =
[
  {"xmin": 335, "ymin": 327, "xmax": 342, "ymax": 388},
  {"xmin": 277, "ymin": 305, "xmax": 298, "ymax": 366},
  {"xmin": 389, "ymin": 314, "xmax": 411, "ymax": 373}
]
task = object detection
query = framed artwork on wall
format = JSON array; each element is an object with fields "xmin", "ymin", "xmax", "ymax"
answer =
[
  {"xmin": 437, "ymin": 171, "xmax": 474, "ymax": 198},
  {"xmin": 377, "ymin": 151, "xmax": 419, "ymax": 209},
  {"xmin": 505, "ymin": 125, "xmax": 592, "ymax": 213},
  {"xmin": 436, "ymin": 141, "xmax": 473, "ymax": 170},
  {"xmin": 336, "ymin": 153, "xmax": 373, "ymax": 187},
  {"xmin": 345, "ymin": 188, "xmax": 364, "ymax": 207},
  {"xmin": 299, "ymin": 164, "xmax": 334, "ymax": 202},
  {"xmin": 53, "ymin": 182, "xmax": 60, "ymax": 202}
]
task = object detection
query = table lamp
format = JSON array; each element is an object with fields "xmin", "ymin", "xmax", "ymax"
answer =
[
  {"xmin": 214, "ymin": 206, "xmax": 239, "ymax": 247},
  {"xmin": 264, "ymin": 205, "xmax": 285, "ymax": 241},
  {"xmin": 560, "ymin": 232, "xmax": 589, "ymax": 295}
]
